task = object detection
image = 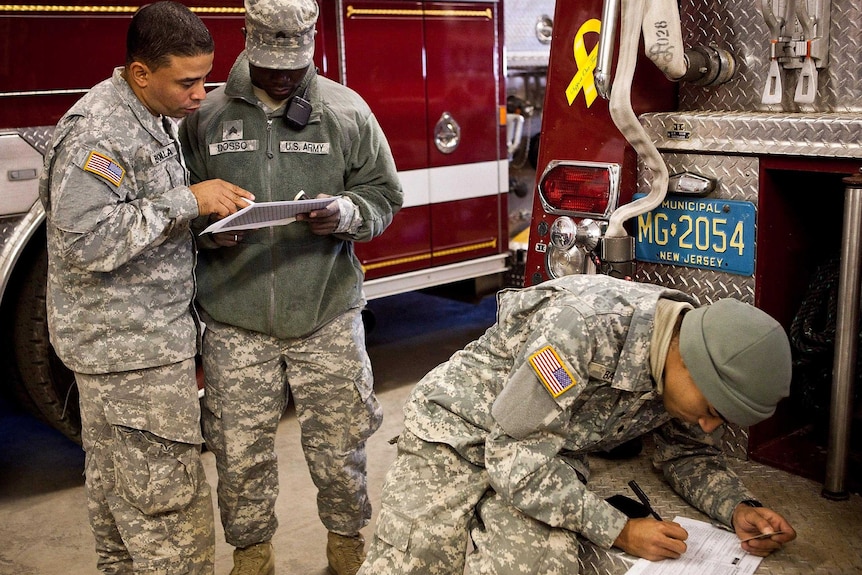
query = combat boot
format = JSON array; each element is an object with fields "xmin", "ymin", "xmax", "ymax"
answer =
[
  {"xmin": 326, "ymin": 532, "xmax": 366, "ymax": 575},
  {"xmin": 230, "ymin": 541, "xmax": 275, "ymax": 575}
]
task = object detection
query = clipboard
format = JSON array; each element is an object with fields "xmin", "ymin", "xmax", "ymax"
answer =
[{"xmin": 200, "ymin": 197, "xmax": 335, "ymax": 235}]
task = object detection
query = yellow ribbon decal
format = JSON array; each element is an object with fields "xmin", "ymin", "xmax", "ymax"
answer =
[{"xmin": 565, "ymin": 18, "xmax": 602, "ymax": 108}]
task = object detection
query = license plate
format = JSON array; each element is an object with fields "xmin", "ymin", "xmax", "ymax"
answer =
[{"xmin": 633, "ymin": 194, "xmax": 755, "ymax": 276}]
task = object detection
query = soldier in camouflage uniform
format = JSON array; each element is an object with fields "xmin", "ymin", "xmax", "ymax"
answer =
[
  {"xmin": 359, "ymin": 274, "xmax": 798, "ymax": 575},
  {"xmin": 39, "ymin": 3, "xmax": 254, "ymax": 573},
  {"xmin": 178, "ymin": 0, "xmax": 402, "ymax": 574}
]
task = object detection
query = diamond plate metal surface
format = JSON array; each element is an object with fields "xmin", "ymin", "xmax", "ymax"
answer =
[
  {"xmin": 17, "ymin": 126, "xmax": 54, "ymax": 156},
  {"xmin": 634, "ymin": 152, "xmax": 758, "ymax": 304},
  {"xmin": 635, "ymin": 152, "xmax": 759, "ymax": 459},
  {"xmin": 504, "ymin": 0, "xmax": 555, "ymax": 69},
  {"xmin": 580, "ymin": 3, "xmax": 862, "ymax": 574},
  {"xmin": 578, "ymin": 438, "xmax": 862, "ymax": 575},
  {"xmin": 0, "ymin": 213, "xmax": 28, "ymax": 297},
  {"xmin": 0, "ymin": 216, "xmax": 26, "ymax": 245},
  {"xmin": 640, "ymin": 112, "xmax": 862, "ymax": 159},
  {"xmin": 678, "ymin": 0, "xmax": 862, "ymax": 113},
  {"xmin": 619, "ymin": 145, "xmax": 862, "ymax": 574}
]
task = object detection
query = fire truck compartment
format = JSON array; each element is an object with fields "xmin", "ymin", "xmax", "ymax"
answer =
[{"xmin": 634, "ymin": 111, "xmax": 862, "ymax": 497}]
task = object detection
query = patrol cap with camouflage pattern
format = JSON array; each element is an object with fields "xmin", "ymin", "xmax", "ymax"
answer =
[
  {"xmin": 679, "ymin": 298, "xmax": 792, "ymax": 427},
  {"xmin": 244, "ymin": 0, "xmax": 318, "ymax": 70}
]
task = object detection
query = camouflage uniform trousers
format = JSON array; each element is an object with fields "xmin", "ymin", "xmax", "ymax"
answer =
[
  {"xmin": 76, "ymin": 358, "xmax": 215, "ymax": 575},
  {"xmin": 200, "ymin": 307, "xmax": 382, "ymax": 548},
  {"xmin": 359, "ymin": 431, "xmax": 581, "ymax": 575}
]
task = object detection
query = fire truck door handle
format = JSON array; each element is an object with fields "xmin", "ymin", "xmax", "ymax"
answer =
[
  {"xmin": 434, "ymin": 112, "xmax": 461, "ymax": 154},
  {"xmin": 7, "ymin": 168, "xmax": 38, "ymax": 181}
]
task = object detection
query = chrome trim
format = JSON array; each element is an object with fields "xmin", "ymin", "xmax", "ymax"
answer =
[{"xmin": 537, "ymin": 160, "xmax": 621, "ymax": 219}]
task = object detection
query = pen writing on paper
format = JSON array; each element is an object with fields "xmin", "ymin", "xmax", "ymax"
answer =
[
  {"xmin": 628, "ymin": 480, "xmax": 663, "ymax": 521},
  {"xmin": 740, "ymin": 530, "xmax": 786, "ymax": 543}
]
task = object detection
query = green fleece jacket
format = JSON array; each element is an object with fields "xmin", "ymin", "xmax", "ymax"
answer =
[{"xmin": 180, "ymin": 53, "xmax": 402, "ymax": 338}]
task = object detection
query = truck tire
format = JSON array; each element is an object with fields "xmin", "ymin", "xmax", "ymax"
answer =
[{"xmin": 7, "ymin": 234, "xmax": 81, "ymax": 444}]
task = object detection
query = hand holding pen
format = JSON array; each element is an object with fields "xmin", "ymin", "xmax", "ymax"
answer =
[
  {"xmin": 613, "ymin": 481, "xmax": 689, "ymax": 560},
  {"xmin": 628, "ymin": 480, "xmax": 663, "ymax": 521}
]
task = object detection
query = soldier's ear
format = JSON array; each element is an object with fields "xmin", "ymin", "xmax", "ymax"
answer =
[{"xmin": 127, "ymin": 61, "xmax": 151, "ymax": 88}]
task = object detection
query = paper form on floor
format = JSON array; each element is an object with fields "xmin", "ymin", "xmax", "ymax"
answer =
[
  {"xmin": 624, "ymin": 516, "xmax": 763, "ymax": 575},
  {"xmin": 201, "ymin": 197, "xmax": 335, "ymax": 234}
]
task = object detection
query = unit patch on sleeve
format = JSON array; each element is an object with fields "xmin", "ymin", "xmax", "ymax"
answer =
[
  {"xmin": 83, "ymin": 151, "xmax": 125, "ymax": 187},
  {"xmin": 529, "ymin": 346, "xmax": 577, "ymax": 398}
]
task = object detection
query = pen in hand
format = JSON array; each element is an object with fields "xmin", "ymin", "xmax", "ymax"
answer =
[{"xmin": 628, "ymin": 480, "xmax": 663, "ymax": 521}]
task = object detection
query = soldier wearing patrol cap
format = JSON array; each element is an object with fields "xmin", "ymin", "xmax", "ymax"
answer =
[
  {"xmin": 358, "ymin": 274, "xmax": 798, "ymax": 575},
  {"xmin": 244, "ymin": 0, "xmax": 317, "ymax": 69},
  {"xmin": 39, "ymin": 2, "xmax": 254, "ymax": 573},
  {"xmin": 179, "ymin": 0, "xmax": 402, "ymax": 574}
]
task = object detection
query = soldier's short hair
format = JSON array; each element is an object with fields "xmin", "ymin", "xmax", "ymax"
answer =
[{"xmin": 126, "ymin": 1, "xmax": 214, "ymax": 70}]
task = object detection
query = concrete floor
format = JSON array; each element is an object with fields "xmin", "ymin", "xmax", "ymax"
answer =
[{"xmin": 2, "ymin": 289, "xmax": 862, "ymax": 574}]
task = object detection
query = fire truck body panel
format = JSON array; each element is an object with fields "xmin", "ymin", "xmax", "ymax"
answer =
[
  {"xmin": 332, "ymin": 1, "xmax": 510, "ymax": 291},
  {"xmin": 524, "ymin": 2, "xmax": 677, "ymax": 286},
  {"xmin": 0, "ymin": 5, "xmax": 246, "ymax": 128},
  {"xmin": 0, "ymin": 1, "xmax": 511, "ymax": 293},
  {"xmin": 528, "ymin": 0, "xmax": 862, "ymax": 362},
  {"xmin": 528, "ymin": 0, "xmax": 862, "ymax": 289}
]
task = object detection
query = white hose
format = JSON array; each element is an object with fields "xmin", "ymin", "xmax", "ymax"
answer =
[
  {"xmin": 606, "ymin": 0, "xmax": 673, "ymax": 238},
  {"xmin": 643, "ymin": 0, "xmax": 687, "ymax": 80}
]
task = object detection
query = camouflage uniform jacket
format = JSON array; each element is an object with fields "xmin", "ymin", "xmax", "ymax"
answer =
[
  {"xmin": 180, "ymin": 53, "xmax": 403, "ymax": 339},
  {"xmin": 404, "ymin": 274, "xmax": 758, "ymax": 549},
  {"xmin": 39, "ymin": 67, "xmax": 201, "ymax": 374}
]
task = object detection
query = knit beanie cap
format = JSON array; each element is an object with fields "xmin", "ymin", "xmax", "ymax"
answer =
[{"xmin": 679, "ymin": 299, "xmax": 792, "ymax": 427}]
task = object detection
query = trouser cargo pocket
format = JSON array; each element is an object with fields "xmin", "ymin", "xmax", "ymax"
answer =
[{"xmin": 112, "ymin": 426, "xmax": 200, "ymax": 515}]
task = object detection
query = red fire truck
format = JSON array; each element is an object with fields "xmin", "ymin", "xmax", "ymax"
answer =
[
  {"xmin": 525, "ymin": 0, "xmax": 861, "ymax": 539},
  {"xmin": 0, "ymin": 0, "xmax": 554, "ymax": 441}
]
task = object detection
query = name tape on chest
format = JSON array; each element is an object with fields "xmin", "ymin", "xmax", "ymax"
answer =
[
  {"xmin": 151, "ymin": 143, "xmax": 178, "ymax": 166},
  {"xmin": 83, "ymin": 151, "xmax": 125, "ymax": 187},
  {"xmin": 280, "ymin": 141, "xmax": 330, "ymax": 154},
  {"xmin": 588, "ymin": 362, "xmax": 615, "ymax": 383},
  {"xmin": 209, "ymin": 140, "xmax": 259, "ymax": 156},
  {"xmin": 529, "ymin": 346, "xmax": 577, "ymax": 398}
]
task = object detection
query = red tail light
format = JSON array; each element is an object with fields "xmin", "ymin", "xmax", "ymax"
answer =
[{"xmin": 538, "ymin": 161, "xmax": 620, "ymax": 218}]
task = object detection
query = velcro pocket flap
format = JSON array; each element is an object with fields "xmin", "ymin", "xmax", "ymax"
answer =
[
  {"xmin": 104, "ymin": 397, "xmax": 149, "ymax": 430},
  {"xmin": 375, "ymin": 506, "xmax": 414, "ymax": 553}
]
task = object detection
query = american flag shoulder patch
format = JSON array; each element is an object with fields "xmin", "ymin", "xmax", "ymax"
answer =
[
  {"xmin": 529, "ymin": 346, "xmax": 576, "ymax": 398},
  {"xmin": 83, "ymin": 151, "xmax": 125, "ymax": 187}
]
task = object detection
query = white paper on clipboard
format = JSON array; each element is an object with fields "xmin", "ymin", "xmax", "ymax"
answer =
[{"xmin": 200, "ymin": 197, "xmax": 336, "ymax": 235}]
